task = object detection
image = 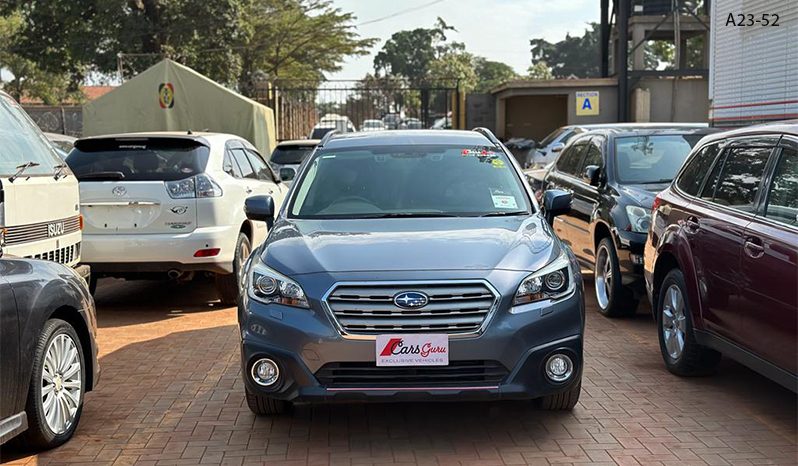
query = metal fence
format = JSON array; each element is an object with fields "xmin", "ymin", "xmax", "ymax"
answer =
[
  {"xmin": 23, "ymin": 106, "xmax": 83, "ymax": 137},
  {"xmin": 257, "ymin": 79, "xmax": 460, "ymax": 141}
]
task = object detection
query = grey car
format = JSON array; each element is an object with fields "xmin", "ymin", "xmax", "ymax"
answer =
[
  {"xmin": 238, "ymin": 129, "xmax": 584, "ymax": 414},
  {"xmin": 0, "ymin": 256, "xmax": 99, "ymax": 448}
]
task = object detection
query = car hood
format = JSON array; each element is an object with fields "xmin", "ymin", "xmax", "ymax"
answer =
[
  {"xmin": 261, "ymin": 216, "xmax": 559, "ymax": 276},
  {"xmin": 619, "ymin": 183, "xmax": 668, "ymax": 207}
]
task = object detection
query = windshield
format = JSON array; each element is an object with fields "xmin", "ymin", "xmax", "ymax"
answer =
[
  {"xmin": 539, "ymin": 127, "xmax": 567, "ymax": 148},
  {"xmin": 289, "ymin": 144, "xmax": 531, "ymax": 219},
  {"xmin": 271, "ymin": 146, "xmax": 315, "ymax": 165},
  {"xmin": 615, "ymin": 135, "xmax": 704, "ymax": 184},
  {"xmin": 0, "ymin": 94, "xmax": 64, "ymax": 176},
  {"xmin": 67, "ymin": 138, "xmax": 210, "ymax": 181}
]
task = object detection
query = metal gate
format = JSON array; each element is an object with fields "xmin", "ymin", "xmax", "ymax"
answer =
[{"xmin": 257, "ymin": 79, "xmax": 460, "ymax": 141}]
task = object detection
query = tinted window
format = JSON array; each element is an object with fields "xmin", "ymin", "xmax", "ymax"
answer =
[
  {"xmin": 290, "ymin": 145, "xmax": 530, "ymax": 218},
  {"xmin": 539, "ymin": 127, "xmax": 567, "ymax": 147},
  {"xmin": 700, "ymin": 152, "xmax": 725, "ymax": 200},
  {"xmin": 614, "ymin": 135, "xmax": 703, "ymax": 184},
  {"xmin": 231, "ymin": 149, "xmax": 256, "ymax": 179},
  {"xmin": 712, "ymin": 147, "xmax": 772, "ymax": 212},
  {"xmin": 0, "ymin": 94, "xmax": 63, "ymax": 176},
  {"xmin": 270, "ymin": 146, "xmax": 315, "ymax": 165},
  {"xmin": 557, "ymin": 140, "xmax": 587, "ymax": 175},
  {"xmin": 677, "ymin": 143, "xmax": 722, "ymax": 196},
  {"xmin": 765, "ymin": 148, "xmax": 797, "ymax": 226},
  {"xmin": 68, "ymin": 139, "xmax": 210, "ymax": 181},
  {"xmin": 246, "ymin": 150, "xmax": 276, "ymax": 182},
  {"xmin": 581, "ymin": 138, "xmax": 603, "ymax": 171}
]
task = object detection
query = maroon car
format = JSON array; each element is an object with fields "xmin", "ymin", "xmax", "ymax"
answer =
[{"xmin": 644, "ymin": 122, "xmax": 797, "ymax": 391}]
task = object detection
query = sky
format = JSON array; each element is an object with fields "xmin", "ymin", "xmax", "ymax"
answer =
[{"xmin": 328, "ymin": 0, "xmax": 599, "ymax": 80}]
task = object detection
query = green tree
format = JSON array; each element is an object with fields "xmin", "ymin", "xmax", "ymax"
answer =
[
  {"xmin": 428, "ymin": 52, "xmax": 477, "ymax": 93},
  {"xmin": 0, "ymin": 11, "xmax": 82, "ymax": 104},
  {"xmin": 373, "ymin": 17, "xmax": 457, "ymax": 80},
  {"xmin": 473, "ymin": 58, "xmax": 519, "ymax": 92},
  {"xmin": 529, "ymin": 23, "xmax": 601, "ymax": 78},
  {"xmin": 236, "ymin": 0, "xmax": 376, "ymax": 96},
  {"xmin": 526, "ymin": 61, "xmax": 554, "ymax": 80},
  {"xmin": 4, "ymin": 0, "xmax": 248, "ymax": 87}
]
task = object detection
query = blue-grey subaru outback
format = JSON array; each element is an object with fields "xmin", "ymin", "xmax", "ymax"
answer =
[{"xmin": 238, "ymin": 129, "xmax": 584, "ymax": 414}]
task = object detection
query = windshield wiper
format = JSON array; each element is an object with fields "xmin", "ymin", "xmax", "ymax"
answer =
[
  {"xmin": 8, "ymin": 161, "xmax": 40, "ymax": 183},
  {"xmin": 77, "ymin": 171, "xmax": 125, "ymax": 181},
  {"xmin": 53, "ymin": 164, "xmax": 68, "ymax": 180},
  {"xmin": 358, "ymin": 212, "xmax": 460, "ymax": 219},
  {"xmin": 480, "ymin": 211, "xmax": 528, "ymax": 217}
]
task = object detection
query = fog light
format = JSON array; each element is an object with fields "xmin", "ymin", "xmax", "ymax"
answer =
[
  {"xmin": 251, "ymin": 358, "xmax": 279, "ymax": 386},
  {"xmin": 545, "ymin": 354, "xmax": 573, "ymax": 383}
]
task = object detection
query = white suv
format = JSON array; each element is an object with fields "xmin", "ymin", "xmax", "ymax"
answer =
[{"xmin": 65, "ymin": 132, "xmax": 289, "ymax": 304}]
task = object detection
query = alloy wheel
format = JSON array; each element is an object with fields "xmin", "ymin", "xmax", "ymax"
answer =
[
  {"xmin": 595, "ymin": 246, "xmax": 612, "ymax": 309},
  {"xmin": 41, "ymin": 333, "xmax": 82, "ymax": 435},
  {"xmin": 661, "ymin": 284, "xmax": 687, "ymax": 360}
]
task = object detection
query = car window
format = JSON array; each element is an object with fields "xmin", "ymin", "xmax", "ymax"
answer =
[
  {"xmin": 700, "ymin": 151, "xmax": 726, "ymax": 200},
  {"xmin": 270, "ymin": 146, "xmax": 315, "ymax": 165},
  {"xmin": 289, "ymin": 145, "xmax": 531, "ymax": 218},
  {"xmin": 560, "ymin": 130, "xmax": 579, "ymax": 145},
  {"xmin": 539, "ymin": 127, "xmax": 566, "ymax": 147},
  {"xmin": 711, "ymin": 147, "xmax": 772, "ymax": 212},
  {"xmin": 764, "ymin": 147, "xmax": 797, "ymax": 227},
  {"xmin": 556, "ymin": 140, "xmax": 588, "ymax": 176},
  {"xmin": 231, "ymin": 149, "xmax": 256, "ymax": 179},
  {"xmin": 581, "ymin": 137, "xmax": 603, "ymax": 172},
  {"xmin": 677, "ymin": 143, "xmax": 722, "ymax": 196},
  {"xmin": 614, "ymin": 135, "xmax": 703, "ymax": 184},
  {"xmin": 246, "ymin": 149, "xmax": 277, "ymax": 183},
  {"xmin": 223, "ymin": 150, "xmax": 242, "ymax": 178},
  {"xmin": 68, "ymin": 139, "xmax": 210, "ymax": 181},
  {"xmin": 0, "ymin": 94, "xmax": 64, "ymax": 176}
]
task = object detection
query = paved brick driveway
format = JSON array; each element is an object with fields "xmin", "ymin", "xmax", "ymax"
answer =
[{"xmin": 2, "ymin": 277, "xmax": 796, "ymax": 466}]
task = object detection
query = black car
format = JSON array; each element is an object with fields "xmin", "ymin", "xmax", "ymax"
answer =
[
  {"xmin": 0, "ymin": 256, "xmax": 99, "ymax": 448},
  {"xmin": 542, "ymin": 125, "xmax": 717, "ymax": 317}
]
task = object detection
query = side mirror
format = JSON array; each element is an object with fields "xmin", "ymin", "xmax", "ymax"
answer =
[
  {"xmin": 279, "ymin": 167, "xmax": 296, "ymax": 182},
  {"xmin": 583, "ymin": 165, "xmax": 600, "ymax": 186},
  {"xmin": 245, "ymin": 195, "xmax": 275, "ymax": 229},
  {"xmin": 543, "ymin": 189, "xmax": 572, "ymax": 225},
  {"xmin": 551, "ymin": 143, "xmax": 564, "ymax": 153}
]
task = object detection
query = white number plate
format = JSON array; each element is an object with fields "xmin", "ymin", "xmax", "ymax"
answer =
[{"xmin": 375, "ymin": 334, "xmax": 449, "ymax": 367}]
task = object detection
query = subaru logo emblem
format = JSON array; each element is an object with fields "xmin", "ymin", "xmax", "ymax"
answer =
[
  {"xmin": 393, "ymin": 291, "xmax": 429, "ymax": 309},
  {"xmin": 112, "ymin": 186, "xmax": 127, "ymax": 197}
]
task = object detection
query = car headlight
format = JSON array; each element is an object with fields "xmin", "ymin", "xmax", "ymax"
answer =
[
  {"xmin": 514, "ymin": 249, "xmax": 573, "ymax": 306},
  {"xmin": 626, "ymin": 205, "xmax": 651, "ymax": 233},
  {"xmin": 248, "ymin": 255, "xmax": 309, "ymax": 309}
]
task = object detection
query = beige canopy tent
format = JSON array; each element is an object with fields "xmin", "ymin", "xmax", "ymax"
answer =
[{"xmin": 83, "ymin": 59, "xmax": 277, "ymax": 156}]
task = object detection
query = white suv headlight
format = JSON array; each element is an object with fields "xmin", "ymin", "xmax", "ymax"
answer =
[
  {"xmin": 626, "ymin": 205, "xmax": 651, "ymax": 233},
  {"xmin": 248, "ymin": 255, "xmax": 309, "ymax": 309},
  {"xmin": 514, "ymin": 249, "xmax": 574, "ymax": 306}
]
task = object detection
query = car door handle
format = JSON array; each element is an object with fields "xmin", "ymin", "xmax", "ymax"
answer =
[
  {"xmin": 744, "ymin": 239, "xmax": 765, "ymax": 259},
  {"xmin": 685, "ymin": 216, "xmax": 700, "ymax": 233},
  {"xmin": 245, "ymin": 187, "xmax": 253, "ymax": 194}
]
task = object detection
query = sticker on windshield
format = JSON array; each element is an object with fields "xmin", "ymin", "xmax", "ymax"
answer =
[
  {"xmin": 490, "ymin": 189, "xmax": 518, "ymax": 209},
  {"xmin": 491, "ymin": 159, "xmax": 506, "ymax": 169},
  {"xmin": 462, "ymin": 148, "xmax": 500, "ymax": 159}
]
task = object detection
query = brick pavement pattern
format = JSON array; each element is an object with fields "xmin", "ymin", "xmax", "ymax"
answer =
[{"xmin": 1, "ymin": 277, "xmax": 796, "ymax": 466}]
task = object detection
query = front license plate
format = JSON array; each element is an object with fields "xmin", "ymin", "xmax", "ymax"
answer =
[{"xmin": 376, "ymin": 334, "xmax": 449, "ymax": 367}]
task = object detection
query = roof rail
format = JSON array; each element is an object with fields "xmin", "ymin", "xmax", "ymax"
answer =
[
  {"xmin": 318, "ymin": 130, "xmax": 338, "ymax": 147},
  {"xmin": 472, "ymin": 127, "xmax": 500, "ymax": 146}
]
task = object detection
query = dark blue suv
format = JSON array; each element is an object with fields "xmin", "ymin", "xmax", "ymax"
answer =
[{"xmin": 238, "ymin": 129, "xmax": 584, "ymax": 413}]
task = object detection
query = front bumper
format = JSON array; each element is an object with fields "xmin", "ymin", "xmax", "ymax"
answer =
[
  {"xmin": 240, "ymin": 270, "xmax": 585, "ymax": 402},
  {"xmin": 82, "ymin": 225, "xmax": 239, "ymax": 274}
]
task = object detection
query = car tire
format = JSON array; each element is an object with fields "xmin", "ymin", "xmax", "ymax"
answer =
[
  {"xmin": 657, "ymin": 269, "xmax": 721, "ymax": 376},
  {"xmin": 245, "ymin": 387, "xmax": 292, "ymax": 415},
  {"xmin": 20, "ymin": 319, "xmax": 86, "ymax": 449},
  {"xmin": 594, "ymin": 237, "xmax": 638, "ymax": 317},
  {"xmin": 538, "ymin": 380, "xmax": 581, "ymax": 410},
  {"xmin": 215, "ymin": 232, "xmax": 251, "ymax": 306}
]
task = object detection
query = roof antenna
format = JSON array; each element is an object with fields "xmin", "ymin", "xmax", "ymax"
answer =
[{"xmin": 187, "ymin": 130, "xmax": 193, "ymax": 135}]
